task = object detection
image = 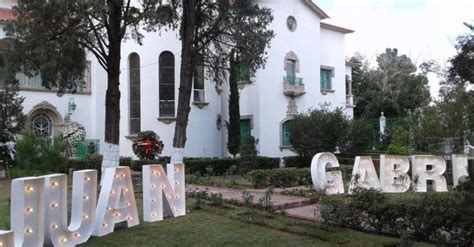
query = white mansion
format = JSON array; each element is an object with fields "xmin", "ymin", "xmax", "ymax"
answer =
[{"xmin": 0, "ymin": 0, "xmax": 354, "ymax": 159}]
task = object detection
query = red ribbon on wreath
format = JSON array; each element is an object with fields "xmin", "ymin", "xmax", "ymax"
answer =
[{"xmin": 135, "ymin": 139, "xmax": 164, "ymax": 157}]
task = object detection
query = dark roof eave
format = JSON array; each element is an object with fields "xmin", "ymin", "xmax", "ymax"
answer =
[
  {"xmin": 302, "ymin": 0, "xmax": 330, "ymax": 20},
  {"xmin": 320, "ymin": 22, "xmax": 354, "ymax": 34}
]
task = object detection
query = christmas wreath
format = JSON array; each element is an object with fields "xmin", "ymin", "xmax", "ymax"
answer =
[{"xmin": 132, "ymin": 131, "xmax": 164, "ymax": 160}]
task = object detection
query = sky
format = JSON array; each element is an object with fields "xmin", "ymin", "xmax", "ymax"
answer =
[{"xmin": 315, "ymin": 0, "xmax": 474, "ymax": 97}]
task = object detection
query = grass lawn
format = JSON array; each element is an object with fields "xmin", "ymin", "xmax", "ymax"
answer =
[{"xmin": 0, "ymin": 178, "xmax": 432, "ymax": 247}]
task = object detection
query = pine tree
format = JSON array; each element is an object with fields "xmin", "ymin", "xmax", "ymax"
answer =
[
  {"xmin": 0, "ymin": 45, "xmax": 26, "ymax": 179},
  {"xmin": 227, "ymin": 54, "xmax": 241, "ymax": 157}
]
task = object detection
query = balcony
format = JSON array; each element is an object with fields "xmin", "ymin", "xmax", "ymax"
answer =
[
  {"xmin": 346, "ymin": 94, "xmax": 355, "ymax": 108},
  {"xmin": 283, "ymin": 76, "xmax": 305, "ymax": 97}
]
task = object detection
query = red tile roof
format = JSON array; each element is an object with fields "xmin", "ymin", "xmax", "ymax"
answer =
[{"xmin": 0, "ymin": 8, "xmax": 15, "ymax": 21}]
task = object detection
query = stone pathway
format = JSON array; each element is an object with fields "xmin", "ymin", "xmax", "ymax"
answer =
[
  {"xmin": 187, "ymin": 184, "xmax": 322, "ymax": 222},
  {"xmin": 285, "ymin": 204, "xmax": 322, "ymax": 222}
]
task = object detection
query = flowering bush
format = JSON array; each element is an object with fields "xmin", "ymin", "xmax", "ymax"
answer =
[
  {"xmin": 132, "ymin": 131, "xmax": 164, "ymax": 160},
  {"xmin": 59, "ymin": 121, "xmax": 86, "ymax": 147}
]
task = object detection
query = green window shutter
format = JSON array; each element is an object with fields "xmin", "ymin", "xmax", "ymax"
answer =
[
  {"xmin": 282, "ymin": 120, "xmax": 292, "ymax": 147},
  {"xmin": 240, "ymin": 119, "xmax": 251, "ymax": 144},
  {"xmin": 320, "ymin": 69, "xmax": 332, "ymax": 90},
  {"xmin": 76, "ymin": 140, "xmax": 88, "ymax": 159},
  {"xmin": 320, "ymin": 69, "xmax": 326, "ymax": 89},
  {"xmin": 327, "ymin": 71, "xmax": 332, "ymax": 89},
  {"xmin": 237, "ymin": 63, "xmax": 250, "ymax": 82}
]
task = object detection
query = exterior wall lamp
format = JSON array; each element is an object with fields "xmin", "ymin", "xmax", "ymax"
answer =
[{"xmin": 68, "ymin": 97, "xmax": 77, "ymax": 117}]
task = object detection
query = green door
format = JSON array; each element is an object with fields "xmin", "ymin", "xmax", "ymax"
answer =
[
  {"xmin": 282, "ymin": 120, "xmax": 292, "ymax": 147},
  {"xmin": 240, "ymin": 119, "xmax": 251, "ymax": 144}
]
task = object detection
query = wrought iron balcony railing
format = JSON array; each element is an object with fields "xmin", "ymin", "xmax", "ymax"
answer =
[{"xmin": 283, "ymin": 76, "xmax": 305, "ymax": 97}]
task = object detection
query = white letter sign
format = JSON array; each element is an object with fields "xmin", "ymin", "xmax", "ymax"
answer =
[
  {"xmin": 94, "ymin": 167, "xmax": 139, "ymax": 237},
  {"xmin": 0, "ymin": 231, "xmax": 14, "ymax": 247},
  {"xmin": 452, "ymin": 154, "xmax": 469, "ymax": 187},
  {"xmin": 380, "ymin": 155, "xmax": 411, "ymax": 193},
  {"xmin": 43, "ymin": 170, "xmax": 98, "ymax": 246},
  {"xmin": 11, "ymin": 177, "xmax": 45, "ymax": 247},
  {"xmin": 142, "ymin": 164, "xmax": 186, "ymax": 222},
  {"xmin": 349, "ymin": 156, "xmax": 381, "ymax": 193},
  {"xmin": 311, "ymin": 152, "xmax": 344, "ymax": 195},
  {"xmin": 412, "ymin": 155, "xmax": 448, "ymax": 192}
]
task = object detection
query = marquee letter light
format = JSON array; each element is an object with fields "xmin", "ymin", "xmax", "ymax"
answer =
[
  {"xmin": 348, "ymin": 156, "xmax": 381, "ymax": 193},
  {"xmin": 43, "ymin": 170, "xmax": 97, "ymax": 246},
  {"xmin": 380, "ymin": 155, "xmax": 411, "ymax": 193},
  {"xmin": 93, "ymin": 167, "xmax": 139, "ymax": 237},
  {"xmin": 412, "ymin": 155, "xmax": 448, "ymax": 192},
  {"xmin": 311, "ymin": 152, "xmax": 344, "ymax": 195},
  {"xmin": 11, "ymin": 177, "xmax": 45, "ymax": 247},
  {"xmin": 142, "ymin": 164, "xmax": 186, "ymax": 222},
  {"xmin": 0, "ymin": 231, "xmax": 14, "ymax": 247},
  {"xmin": 452, "ymin": 154, "xmax": 469, "ymax": 187}
]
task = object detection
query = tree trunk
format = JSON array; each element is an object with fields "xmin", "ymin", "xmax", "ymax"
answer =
[
  {"xmin": 171, "ymin": 0, "xmax": 197, "ymax": 163},
  {"xmin": 102, "ymin": 1, "xmax": 123, "ymax": 173},
  {"xmin": 104, "ymin": 57, "xmax": 121, "ymax": 145}
]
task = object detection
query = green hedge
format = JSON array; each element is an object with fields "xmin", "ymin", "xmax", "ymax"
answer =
[
  {"xmin": 248, "ymin": 165, "xmax": 355, "ymax": 189},
  {"xmin": 320, "ymin": 189, "xmax": 472, "ymax": 245},
  {"xmin": 121, "ymin": 156, "xmax": 280, "ymax": 175},
  {"xmin": 254, "ymin": 157, "xmax": 280, "ymax": 170},
  {"xmin": 283, "ymin": 155, "xmax": 355, "ymax": 168},
  {"xmin": 248, "ymin": 168, "xmax": 312, "ymax": 188},
  {"xmin": 66, "ymin": 156, "xmax": 103, "ymax": 177},
  {"xmin": 282, "ymin": 156, "xmax": 311, "ymax": 168}
]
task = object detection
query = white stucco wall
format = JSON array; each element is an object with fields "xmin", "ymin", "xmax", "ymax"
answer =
[
  {"xmin": 113, "ymin": 29, "xmax": 223, "ymax": 158},
  {"xmin": 320, "ymin": 27, "xmax": 348, "ymax": 112},
  {"xmin": 250, "ymin": 0, "xmax": 323, "ymax": 157},
  {"xmin": 0, "ymin": 0, "xmax": 15, "ymax": 9},
  {"xmin": 2, "ymin": 0, "xmax": 354, "ymax": 159}
]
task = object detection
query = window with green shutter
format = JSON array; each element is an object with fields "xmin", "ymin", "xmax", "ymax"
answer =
[
  {"xmin": 282, "ymin": 120, "xmax": 292, "ymax": 147},
  {"xmin": 240, "ymin": 119, "xmax": 251, "ymax": 144},
  {"xmin": 236, "ymin": 63, "xmax": 250, "ymax": 83},
  {"xmin": 320, "ymin": 69, "xmax": 332, "ymax": 90}
]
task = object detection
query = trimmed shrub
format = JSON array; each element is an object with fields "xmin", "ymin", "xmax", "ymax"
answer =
[
  {"xmin": 67, "ymin": 155, "xmax": 102, "ymax": 170},
  {"xmin": 125, "ymin": 156, "xmax": 279, "ymax": 175},
  {"xmin": 127, "ymin": 156, "xmax": 171, "ymax": 171},
  {"xmin": 284, "ymin": 155, "xmax": 355, "ymax": 168},
  {"xmin": 254, "ymin": 157, "xmax": 280, "ymax": 170},
  {"xmin": 248, "ymin": 168, "xmax": 312, "ymax": 188},
  {"xmin": 186, "ymin": 158, "xmax": 239, "ymax": 176},
  {"xmin": 320, "ymin": 188, "xmax": 472, "ymax": 245},
  {"xmin": 119, "ymin": 156, "xmax": 132, "ymax": 167},
  {"xmin": 283, "ymin": 156, "xmax": 311, "ymax": 168}
]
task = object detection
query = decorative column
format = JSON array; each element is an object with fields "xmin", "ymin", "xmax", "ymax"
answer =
[{"xmin": 287, "ymin": 98, "xmax": 298, "ymax": 117}]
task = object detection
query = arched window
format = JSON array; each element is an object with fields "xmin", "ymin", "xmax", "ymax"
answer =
[
  {"xmin": 129, "ymin": 53, "xmax": 141, "ymax": 134},
  {"xmin": 159, "ymin": 51, "xmax": 175, "ymax": 117},
  {"xmin": 281, "ymin": 119, "xmax": 293, "ymax": 147},
  {"xmin": 31, "ymin": 113, "xmax": 53, "ymax": 139},
  {"xmin": 193, "ymin": 54, "xmax": 205, "ymax": 103}
]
